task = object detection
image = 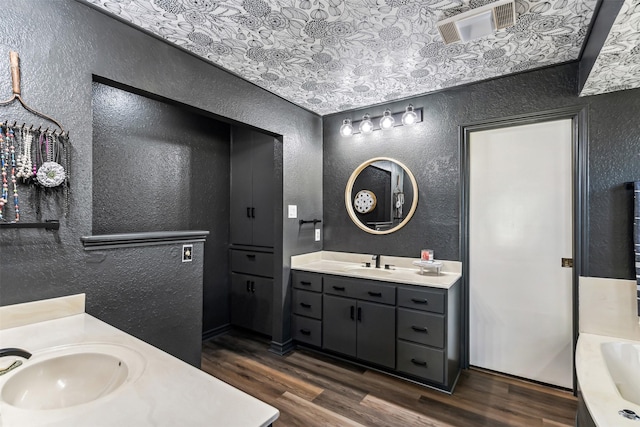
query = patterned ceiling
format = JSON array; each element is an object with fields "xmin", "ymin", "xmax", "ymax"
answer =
[
  {"xmin": 580, "ymin": 0, "xmax": 640, "ymax": 97},
  {"xmin": 86, "ymin": 0, "xmax": 598, "ymax": 115}
]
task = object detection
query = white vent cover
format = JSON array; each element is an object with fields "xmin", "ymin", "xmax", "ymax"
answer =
[{"xmin": 437, "ymin": 0, "xmax": 516, "ymax": 45}]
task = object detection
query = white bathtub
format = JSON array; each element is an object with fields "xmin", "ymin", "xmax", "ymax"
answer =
[{"xmin": 576, "ymin": 334, "xmax": 640, "ymax": 426}]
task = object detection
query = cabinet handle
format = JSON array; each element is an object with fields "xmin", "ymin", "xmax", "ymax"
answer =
[
  {"xmin": 246, "ymin": 280, "xmax": 251, "ymax": 292},
  {"xmin": 300, "ymin": 281, "xmax": 311, "ymax": 286},
  {"xmin": 246, "ymin": 254, "xmax": 256, "ymax": 259},
  {"xmin": 332, "ymin": 286, "xmax": 345, "ymax": 291},
  {"xmin": 300, "ymin": 302, "xmax": 311, "ymax": 308},
  {"xmin": 300, "ymin": 329, "xmax": 311, "ymax": 336},
  {"xmin": 368, "ymin": 291, "xmax": 382, "ymax": 297},
  {"xmin": 411, "ymin": 358, "xmax": 427, "ymax": 367},
  {"xmin": 357, "ymin": 307, "xmax": 362, "ymax": 322},
  {"xmin": 350, "ymin": 305, "xmax": 355, "ymax": 320},
  {"xmin": 251, "ymin": 207, "xmax": 255, "ymax": 218},
  {"xmin": 411, "ymin": 326, "xmax": 429, "ymax": 333},
  {"xmin": 411, "ymin": 298, "xmax": 428, "ymax": 304},
  {"xmin": 246, "ymin": 207, "xmax": 251, "ymax": 218},
  {"xmin": 251, "ymin": 281, "xmax": 255, "ymax": 293}
]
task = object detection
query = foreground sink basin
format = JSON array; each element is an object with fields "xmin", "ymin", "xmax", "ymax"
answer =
[
  {"xmin": 601, "ymin": 341, "xmax": 640, "ymax": 405},
  {"xmin": 0, "ymin": 343, "xmax": 145, "ymax": 410}
]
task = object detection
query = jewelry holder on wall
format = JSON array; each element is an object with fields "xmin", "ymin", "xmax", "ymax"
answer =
[{"xmin": 0, "ymin": 51, "xmax": 69, "ymax": 230}]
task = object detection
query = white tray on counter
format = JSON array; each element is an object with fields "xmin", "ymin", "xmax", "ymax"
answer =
[{"xmin": 412, "ymin": 260, "xmax": 443, "ymax": 275}]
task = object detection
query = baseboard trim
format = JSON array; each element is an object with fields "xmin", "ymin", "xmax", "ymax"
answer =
[
  {"xmin": 269, "ymin": 338, "xmax": 294, "ymax": 356},
  {"xmin": 202, "ymin": 323, "xmax": 231, "ymax": 341}
]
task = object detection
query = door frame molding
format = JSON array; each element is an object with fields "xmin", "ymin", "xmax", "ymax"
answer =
[{"xmin": 459, "ymin": 106, "xmax": 589, "ymax": 392}]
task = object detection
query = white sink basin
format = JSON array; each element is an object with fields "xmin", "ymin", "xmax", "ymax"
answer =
[
  {"xmin": 601, "ymin": 341, "xmax": 640, "ymax": 405},
  {"xmin": 0, "ymin": 343, "xmax": 145, "ymax": 410},
  {"xmin": 343, "ymin": 266, "xmax": 394, "ymax": 277}
]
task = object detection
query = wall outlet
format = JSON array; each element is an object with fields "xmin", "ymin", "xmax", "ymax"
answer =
[
  {"xmin": 288, "ymin": 205, "xmax": 297, "ymax": 218},
  {"xmin": 315, "ymin": 228, "xmax": 321, "ymax": 242},
  {"xmin": 182, "ymin": 244, "xmax": 193, "ymax": 262}
]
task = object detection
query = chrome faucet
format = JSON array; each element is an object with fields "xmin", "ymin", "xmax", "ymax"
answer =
[
  {"xmin": 372, "ymin": 254, "xmax": 381, "ymax": 269},
  {"xmin": 0, "ymin": 348, "xmax": 31, "ymax": 376}
]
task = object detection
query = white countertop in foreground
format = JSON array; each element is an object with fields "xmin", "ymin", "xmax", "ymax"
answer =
[
  {"xmin": 0, "ymin": 311, "xmax": 278, "ymax": 427},
  {"xmin": 576, "ymin": 333, "xmax": 640, "ymax": 427},
  {"xmin": 291, "ymin": 251, "xmax": 462, "ymax": 289}
]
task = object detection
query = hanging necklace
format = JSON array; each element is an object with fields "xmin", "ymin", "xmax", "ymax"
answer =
[
  {"xmin": 8, "ymin": 128, "xmax": 19, "ymax": 221},
  {"xmin": 37, "ymin": 131, "xmax": 66, "ymax": 188},
  {"xmin": 16, "ymin": 127, "xmax": 32, "ymax": 181},
  {"xmin": 0, "ymin": 127, "xmax": 7, "ymax": 221}
]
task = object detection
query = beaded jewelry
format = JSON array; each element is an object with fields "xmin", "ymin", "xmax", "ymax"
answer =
[
  {"xmin": 16, "ymin": 127, "xmax": 32, "ymax": 181},
  {"xmin": 7, "ymin": 128, "xmax": 19, "ymax": 221},
  {"xmin": 0, "ymin": 128, "xmax": 6, "ymax": 221}
]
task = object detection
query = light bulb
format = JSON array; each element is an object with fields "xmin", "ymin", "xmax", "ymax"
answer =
[
  {"xmin": 359, "ymin": 114, "xmax": 373, "ymax": 134},
  {"xmin": 402, "ymin": 104, "xmax": 418, "ymax": 126},
  {"xmin": 380, "ymin": 109, "xmax": 395, "ymax": 130},
  {"xmin": 340, "ymin": 118, "xmax": 353, "ymax": 137}
]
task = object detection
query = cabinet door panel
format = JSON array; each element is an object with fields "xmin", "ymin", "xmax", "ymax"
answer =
[
  {"xmin": 357, "ymin": 301, "xmax": 396, "ymax": 369},
  {"xmin": 230, "ymin": 127, "xmax": 255, "ymax": 245},
  {"xmin": 251, "ymin": 131, "xmax": 275, "ymax": 247},
  {"xmin": 230, "ymin": 272, "xmax": 254, "ymax": 330},
  {"xmin": 251, "ymin": 276, "xmax": 273, "ymax": 336},
  {"xmin": 322, "ymin": 295, "xmax": 356, "ymax": 357}
]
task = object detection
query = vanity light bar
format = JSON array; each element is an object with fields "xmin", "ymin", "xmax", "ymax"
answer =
[{"xmin": 341, "ymin": 107, "xmax": 423, "ymax": 137}]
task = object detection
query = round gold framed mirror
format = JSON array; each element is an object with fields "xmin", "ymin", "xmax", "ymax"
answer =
[{"xmin": 344, "ymin": 157, "xmax": 418, "ymax": 235}]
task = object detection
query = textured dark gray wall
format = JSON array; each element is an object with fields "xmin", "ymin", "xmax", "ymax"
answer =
[
  {"xmin": 323, "ymin": 63, "xmax": 640, "ymax": 280},
  {"xmin": 92, "ymin": 82, "xmax": 231, "ymax": 334},
  {"xmin": 84, "ymin": 242, "xmax": 205, "ymax": 366},
  {"xmin": 0, "ymin": 0, "xmax": 322, "ymax": 352}
]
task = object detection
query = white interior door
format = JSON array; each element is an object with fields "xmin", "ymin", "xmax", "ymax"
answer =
[{"xmin": 469, "ymin": 119, "xmax": 573, "ymax": 389}]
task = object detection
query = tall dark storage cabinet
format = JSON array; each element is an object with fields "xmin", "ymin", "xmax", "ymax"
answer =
[
  {"xmin": 229, "ymin": 126, "xmax": 275, "ymax": 337},
  {"xmin": 230, "ymin": 126, "xmax": 275, "ymax": 247}
]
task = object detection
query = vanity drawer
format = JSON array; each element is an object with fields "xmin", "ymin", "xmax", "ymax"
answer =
[
  {"xmin": 292, "ymin": 290, "xmax": 322, "ymax": 320},
  {"xmin": 324, "ymin": 276, "xmax": 358, "ymax": 298},
  {"xmin": 397, "ymin": 308, "xmax": 444, "ymax": 348},
  {"xmin": 292, "ymin": 315, "xmax": 322, "ymax": 347},
  {"xmin": 230, "ymin": 250, "xmax": 273, "ymax": 277},
  {"xmin": 292, "ymin": 271, "xmax": 323, "ymax": 292},
  {"xmin": 397, "ymin": 287, "xmax": 445, "ymax": 314},
  {"xmin": 397, "ymin": 341, "xmax": 444, "ymax": 384},
  {"xmin": 353, "ymin": 281, "xmax": 396, "ymax": 305}
]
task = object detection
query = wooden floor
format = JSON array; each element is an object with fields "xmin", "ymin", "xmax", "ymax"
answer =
[{"xmin": 201, "ymin": 331, "xmax": 577, "ymax": 427}]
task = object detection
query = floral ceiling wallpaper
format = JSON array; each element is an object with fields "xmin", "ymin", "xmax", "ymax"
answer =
[
  {"xmin": 86, "ymin": 0, "xmax": 598, "ymax": 115},
  {"xmin": 580, "ymin": 0, "xmax": 640, "ymax": 97}
]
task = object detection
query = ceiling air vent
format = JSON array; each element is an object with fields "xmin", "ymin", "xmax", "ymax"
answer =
[{"xmin": 436, "ymin": 0, "xmax": 515, "ymax": 45}]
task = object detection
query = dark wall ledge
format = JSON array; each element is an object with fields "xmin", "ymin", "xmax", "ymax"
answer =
[{"xmin": 81, "ymin": 230, "xmax": 210, "ymax": 250}]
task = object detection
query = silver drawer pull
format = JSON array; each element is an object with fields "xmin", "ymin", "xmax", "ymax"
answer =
[
  {"xmin": 411, "ymin": 358, "xmax": 427, "ymax": 367},
  {"xmin": 411, "ymin": 326, "xmax": 428, "ymax": 333}
]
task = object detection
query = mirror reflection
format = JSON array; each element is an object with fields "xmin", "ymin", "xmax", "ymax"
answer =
[{"xmin": 345, "ymin": 157, "xmax": 418, "ymax": 235}]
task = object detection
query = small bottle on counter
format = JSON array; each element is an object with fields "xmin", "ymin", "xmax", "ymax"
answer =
[{"xmin": 421, "ymin": 249, "xmax": 434, "ymax": 261}]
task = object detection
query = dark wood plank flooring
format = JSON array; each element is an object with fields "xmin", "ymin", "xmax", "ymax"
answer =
[{"xmin": 201, "ymin": 331, "xmax": 576, "ymax": 427}]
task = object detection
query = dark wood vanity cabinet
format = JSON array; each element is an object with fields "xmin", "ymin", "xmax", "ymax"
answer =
[
  {"xmin": 291, "ymin": 270, "xmax": 461, "ymax": 392},
  {"xmin": 291, "ymin": 271, "xmax": 323, "ymax": 347}
]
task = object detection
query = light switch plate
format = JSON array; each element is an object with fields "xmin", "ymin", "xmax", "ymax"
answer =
[
  {"xmin": 288, "ymin": 205, "xmax": 297, "ymax": 218},
  {"xmin": 315, "ymin": 228, "xmax": 321, "ymax": 242},
  {"xmin": 182, "ymin": 244, "xmax": 193, "ymax": 262}
]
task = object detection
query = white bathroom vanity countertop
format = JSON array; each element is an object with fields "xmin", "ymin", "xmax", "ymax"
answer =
[
  {"xmin": 576, "ymin": 333, "xmax": 640, "ymax": 427},
  {"xmin": 291, "ymin": 251, "xmax": 462, "ymax": 289},
  {"xmin": 0, "ymin": 296, "xmax": 279, "ymax": 427}
]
